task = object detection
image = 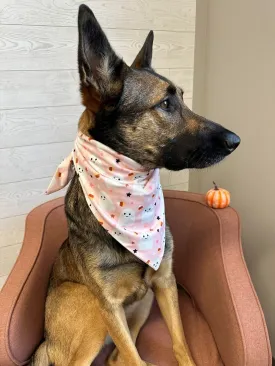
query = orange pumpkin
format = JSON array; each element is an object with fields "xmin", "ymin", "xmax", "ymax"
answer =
[{"xmin": 206, "ymin": 182, "xmax": 230, "ymax": 209}]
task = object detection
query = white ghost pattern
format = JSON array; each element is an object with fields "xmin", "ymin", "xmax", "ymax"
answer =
[
  {"xmin": 141, "ymin": 205, "xmax": 154, "ymax": 224},
  {"xmin": 98, "ymin": 191, "xmax": 115, "ymax": 212},
  {"xmin": 138, "ymin": 233, "xmax": 153, "ymax": 250},
  {"xmin": 118, "ymin": 208, "xmax": 136, "ymax": 226}
]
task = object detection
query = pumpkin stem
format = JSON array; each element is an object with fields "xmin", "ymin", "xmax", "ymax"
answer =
[{"xmin": 213, "ymin": 181, "xmax": 219, "ymax": 190}]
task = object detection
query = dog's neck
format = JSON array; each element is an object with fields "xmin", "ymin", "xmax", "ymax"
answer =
[{"xmin": 78, "ymin": 108, "xmax": 95, "ymax": 136}]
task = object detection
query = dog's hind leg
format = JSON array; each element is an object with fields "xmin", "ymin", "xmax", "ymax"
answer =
[{"xmin": 42, "ymin": 282, "xmax": 107, "ymax": 366}]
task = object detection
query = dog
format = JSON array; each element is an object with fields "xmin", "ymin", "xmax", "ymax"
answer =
[{"xmin": 31, "ymin": 4, "xmax": 240, "ymax": 366}]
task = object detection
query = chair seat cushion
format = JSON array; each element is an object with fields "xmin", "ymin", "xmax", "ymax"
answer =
[{"xmin": 136, "ymin": 287, "xmax": 224, "ymax": 366}]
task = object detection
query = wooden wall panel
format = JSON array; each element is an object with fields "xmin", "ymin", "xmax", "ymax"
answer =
[
  {"xmin": 0, "ymin": 142, "xmax": 72, "ymax": 184},
  {"xmin": 0, "ymin": 276, "xmax": 8, "ymax": 289},
  {"xmin": 0, "ymin": 178, "xmax": 65, "ymax": 219},
  {"xmin": 0, "ymin": 70, "xmax": 80, "ymax": 109},
  {"xmin": 0, "ymin": 106, "xmax": 82, "ymax": 149},
  {"xmin": 0, "ymin": 0, "xmax": 196, "ymax": 31},
  {"xmin": 0, "ymin": 244, "xmax": 22, "ymax": 277},
  {"xmin": 0, "ymin": 26, "xmax": 195, "ymax": 70},
  {"xmin": 0, "ymin": 215, "xmax": 26, "ymax": 248}
]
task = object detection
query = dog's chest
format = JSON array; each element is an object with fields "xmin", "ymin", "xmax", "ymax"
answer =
[
  {"xmin": 107, "ymin": 247, "xmax": 173, "ymax": 307},
  {"xmin": 64, "ymin": 176, "xmax": 174, "ymax": 304}
]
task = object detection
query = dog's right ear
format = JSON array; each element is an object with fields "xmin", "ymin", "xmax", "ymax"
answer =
[
  {"xmin": 131, "ymin": 31, "xmax": 154, "ymax": 69},
  {"xmin": 78, "ymin": 5, "xmax": 128, "ymax": 111}
]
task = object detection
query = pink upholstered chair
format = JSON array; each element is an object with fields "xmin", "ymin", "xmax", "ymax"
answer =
[{"xmin": 0, "ymin": 191, "xmax": 272, "ymax": 366}]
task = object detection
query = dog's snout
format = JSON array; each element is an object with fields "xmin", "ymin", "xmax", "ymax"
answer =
[{"xmin": 222, "ymin": 131, "xmax": 241, "ymax": 153}]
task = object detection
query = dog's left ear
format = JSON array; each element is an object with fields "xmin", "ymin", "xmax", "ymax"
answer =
[
  {"xmin": 78, "ymin": 4, "xmax": 129, "ymax": 111},
  {"xmin": 131, "ymin": 31, "xmax": 154, "ymax": 69}
]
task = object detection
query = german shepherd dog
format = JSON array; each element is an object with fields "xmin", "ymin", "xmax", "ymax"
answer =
[{"xmin": 32, "ymin": 4, "xmax": 240, "ymax": 366}]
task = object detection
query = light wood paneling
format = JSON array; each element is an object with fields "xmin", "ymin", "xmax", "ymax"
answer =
[
  {"xmin": 160, "ymin": 169, "xmax": 170, "ymax": 187},
  {"xmin": 0, "ymin": 105, "xmax": 82, "ymax": 149},
  {"xmin": 0, "ymin": 0, "xmax": 196, "ymax": 31},
  {"xmin": 0, "ymin": 70, "xmax": 80, "ymax": 109},
  {"xmin": 0, "ymin": 243, "xmax": 22, "ymax": 276},
  {"xmin": 166, "ymin": 182, "xmax": 189, "ymax": 191},
  {"xmin": 160, "ymin": 169, "xmax": 189, "ymax": 189},
  {"xmin": 0, "ymin": 141, "xmax": 72, "ymax": 184},
  {"xmin": 170, "ymin": 170, "xmax": 189, "ymax": 186},
  {"xmin": 0, "ymin": 178, "xmax": 65, "ymax": 219},
  {"xmin": 0, "ymin": 26, "xmax": 195, "ymax": 70},
  {"xmin": 0, "ymin": 69, "xmax": 192, "ymax": 110},
  {"xmin": 0, "ymin": 215, "xmax": 26, "ymax": 248},
  {"xmin": 0, "ymin": 276, "xmax": 8, "ymax": 290}
]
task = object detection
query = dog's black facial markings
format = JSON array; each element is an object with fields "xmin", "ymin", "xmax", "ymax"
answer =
[{"xmin": 167, "ymin": 85, "xmax": 177, "ymax": 95}]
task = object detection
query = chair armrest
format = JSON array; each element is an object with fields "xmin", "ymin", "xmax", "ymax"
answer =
[
  {"xmin": 164, "ymin": 190, "xmax": 272, "ymax": 366},
  {"xmin": 0, "ymin": 197, "xmax": 67, "ymax": 366}
]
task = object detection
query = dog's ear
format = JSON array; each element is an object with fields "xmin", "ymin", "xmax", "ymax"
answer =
[
  {"xmin": 78, "ymin": 5, "xmax": 128, "ymax": 111},
  {"xmin": 131, "ymin": 31, "xmax": 154, "ymax": 69}
]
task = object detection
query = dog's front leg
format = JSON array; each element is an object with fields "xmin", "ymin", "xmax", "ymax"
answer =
[
  {"xmin": 153, "ymin": 270, "xmax": 195, "ymax": 366},
  {"xmin": 100, "ymin": 304, "xmax": 153, "ymax": 366}
]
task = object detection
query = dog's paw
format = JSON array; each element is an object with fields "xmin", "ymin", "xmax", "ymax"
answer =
[
  {"xmin": 177, "ymin": 358, "xmax": 196, "ymax": 366},
  {"xmin": 106, "ymin": 353, "xmax": 155, "ymax": 366}
]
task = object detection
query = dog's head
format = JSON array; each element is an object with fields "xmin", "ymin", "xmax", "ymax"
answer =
[{"xmin": 78, "ymin": 5, "xmax": 240, "ymax": 170}]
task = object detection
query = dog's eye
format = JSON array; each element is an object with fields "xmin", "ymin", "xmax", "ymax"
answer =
[{"xmin": 159, "ymin": 99, "xmax": 170, "ymax": 110}]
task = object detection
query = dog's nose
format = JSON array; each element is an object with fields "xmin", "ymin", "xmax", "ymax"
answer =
[{"xmin": 222, "ymin": 131, "xmax": 241, "ymax": 153}]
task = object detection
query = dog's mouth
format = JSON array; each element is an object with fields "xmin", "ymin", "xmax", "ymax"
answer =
[
  {"xmin": 162, "ymin": 124, "xmax": 241, "ymax": 171},
  {"xmin": 164, "ymin": 150, "xmax": 228, "ymax": 170}
]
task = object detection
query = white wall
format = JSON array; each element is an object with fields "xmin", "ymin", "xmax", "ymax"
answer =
[
  {"xmin": 191, "ymin": 0, "xmax": 275, "ymax": 354},
  {"xmin": 0, "ymin": 0, "xmax": 196, "ymax": 288}
]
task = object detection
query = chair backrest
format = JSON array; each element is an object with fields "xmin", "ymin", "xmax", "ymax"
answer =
[{"xmin": 0, "ymin": 198, "xmax": 67, "ymax": 366}]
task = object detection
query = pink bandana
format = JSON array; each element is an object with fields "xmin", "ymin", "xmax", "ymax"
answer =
[{"xmin": 46, "ymin": 132, "xmax": 165, "ymax": 270}]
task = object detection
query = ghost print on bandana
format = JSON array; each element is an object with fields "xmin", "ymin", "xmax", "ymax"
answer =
[{"xmin": 46, "ymin": 132, "xmax": 165, "ymax": 270}]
